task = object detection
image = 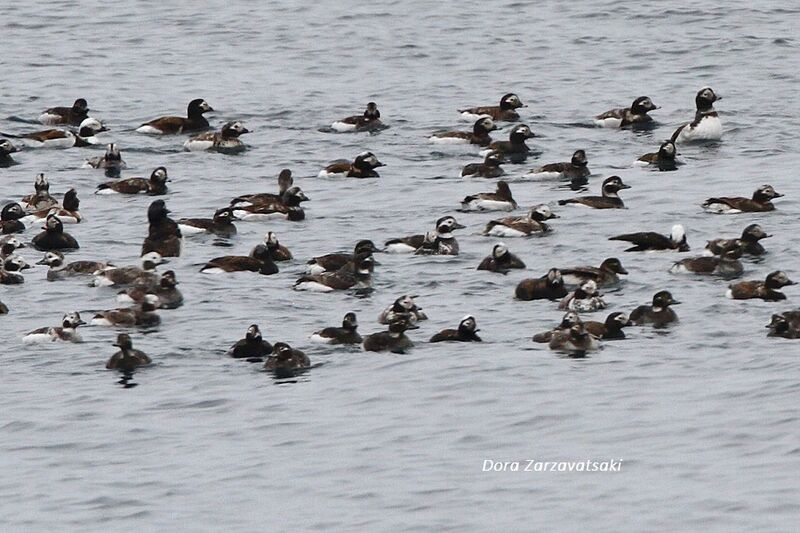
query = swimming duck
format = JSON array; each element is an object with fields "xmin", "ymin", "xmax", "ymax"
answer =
[
  {"xmin": 582, "ymin": 312, "xmax": 631, "ymax": 340},
  {"xmin": 0, "ymin": 139, "xmax": 19, "ymax": 167},
  {"xmin": 630, "ymin": 291, "xmax": 680, "ymax": 327},
  {"xmin": 671, "ymin": 87, "xmax": 722, "ymax": 143},
  {"xmin": 482, "ymin": 205, "xmax": 558, "ymax": 237},
  {"xmin": 0, "ymin": 255, "xmax": 30, "ymax": 285},
  {"xmin": 594, "ymin": 96, "xmax": 659, "ymax": 128},
  {"xmin": 1, "ymin": 118, "xmax": 107, "ymax": 148},
  {"xmin": 230, "ymin": 169, "xmax": 294, "ymax": 206},
  {"xmin": 515, "ymin": 268, "xmax": 568, "ymax": 301},
  {"xmin": 558, "ymin": 176, "xmax": 630, "ymax": 209},
  {"xmin": 527, "ymin": 150, "xmax": 590, "ymax": 184},
  {"xmin": 37, "ymin": 250, "xmax": 112, "ymax": 281},
  {"xmin": 92, "ymin": 294, "xmax": 161, "ymax": 327},
  {"xmin": 136, "ymin": 98, "xmax": 213, "ymax": 134},
  {"xmin": 23, "ymin": 312, "xmax": 86, "ymax": 343},
  {"xmin": 634, "ymin": 140, "xmax": 678, "ymax": 171},
  {"xmin": 461, "ymin": 151, "xmax": 505, "ymax": 178},
  {"xmin": 23, "ymin": 188, "xmax": 82, "ymax": 224},
  {"xmin": 559, "ymin": 257, "xmax": 628, "ymax": 287},
  {"xmin": 331, "ymin": 102, "xmax": 383, "ymax": 132},
  {"xmin": 97, "ymin": 167, "xmax": 169, "ymax": 196},
  {"xmin": 32, "ymin": 215, "xmax": 79, "ymax": 251},
  {"xmin": 231, "ymin": 187, "xmax": 309, "ymax": 221},
  {"xmin": 705, "ymin": 224, "xmax": 770, "ymax": 256},
  {"xmin": 477, "ymin": 243, "xmax": 526, "ymax": 273},
  {"xmin": 200, "ymin": 244, "xmax": 278, "ymax": 275},
  {"xmin": 486, "ymin": 124, "xmax": 535, "ymax": 163},
  {"xmin": 141, "ymin": 200, "xmax": 182, "ymax": 258},
  {"xmin": 310, "ymin": 312, "xmax": 362, "ymax": 345},
  {"xmin": 91, "ymin": 252, "xmax": 164, "ymax": 287},
  {"xmin": 39, "ymin": 98, "xmax": 90, "ymax": 126},
  {"xmin": 727, "ymin": 271, "xmax": 795, "ymax": 301},
  {"xmin": 430, "ymin": 315, "xmax": 482, "ymax": 342},
  {"xmin": 84, "ymin": 143, "xmax": 127, "ymax": 175},
  {"xmin": 183, "ymin": 121, "xmax": 249, "ymax": 153},
  {"xmin": 363, "ymin": 317, "xmax": 416, "ymax": 353},
  {"xmin": 670, "ymin": 246, "xmax": 743, "ymax": 277},
  {"xmin": 319, "ymin": 152, "xmax": 385, "ymax": 178},
  {"xmin": 306, "ymin": 240, "xmax": 378, "ymax": 275},
  {"xmin": 459, "ymin": 93, "xmax": 526, "ymax": 122},
  {"xmin": 429, "ymin": 117, "xmax": 496, "ymax": 146},
  {"xmin": 228, "ymin": 324, "xmax": 273, "ymax": 359},
  {"xmin": 1, "ymin": 203, "xmax": 26, "ymax": 234},
  {"xmin": 559, "ymin": 279, "xmax": 607, "ymax": 312},
  {"xmin": 293, "ymin": 253, "xmax": 373, "ymax": 292},
  {"xmin": 264, "ymin": 342, "xmax": 311, "ymax": 375},
  {"xmin": 609, "ymin": 224, "xmax": 689, "ymax": 252},
  {"xmin": 548, "ymin": 324, "xmax": 599, "ymax": 355},
  {"xmin": 178, "ymin": 207, "xmax": 237, "ymax": 237},
  {"xmin": 532, "ymin": 311, "xmax": 583, "ymax": 343},
  {"xmin": 702, "ymin": 185, "xmax": 783, "ymax": 214},
  {"xmin": 118, "ymin": 270, "xmax": 183, "ymax": 309},
  {"xmin": 385, "ymin": 216, "xmax": 465, "ymax": 253},
  {"xmin": 22, "ymin": 174, "xmax": 57, "ymax": 213},
  {"xmin": 766, "ymin": 312, "xmax": 800, "ymax": 339},
  {"xmin": 106, "ymin": 334, "xmax": 152, "ymax": 371},
  {"xmin": 378, "ymin": 295, "xmax": 428, "ymax": 325},
  {"xmin": 461, "ymin": 180, "xmax": 517, "ymax": 212}
]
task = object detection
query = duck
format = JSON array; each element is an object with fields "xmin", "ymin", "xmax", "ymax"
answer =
[
  {"xmin": 264, "ymin": 232, "xmax": 292, "ymax": 261},
  {"xmin": 227, "ymin": 324, "xmax": 273, "ymax": 359},
  {"xmin": 331, "ymin": 102, "xmax": 383, "ymax": 132},
  {"xmin": 118, "ymin": 270, "xmax": 183, "ymax": 309},
  {"xmin": 526, "ymin": 150, "xmax": 590, "ymax": 184},
  {"xmin": 378, "ymin": 295, "xmax": 428, "ymax": 325},
  {"xmin": 429, "ymin": 117, "xmax": 496, "ymax": 146},
  {"xmin": 106, "ymin": 334, "xmax": 152, "ymax": 371},
  {"xmin": 96, "ymin": 167, "xmax": 169, "ymax": 195},
  {"xmin": 141, "ymin": 200, "xmax": 182, "ymax": 258},
  {"xmin": 136, "ymin": 98, "xmax": 213, "ymax": 134},
  {"xmin": 230, "ymin": 169, "xmax": 294, "ymax": 206},
  {"xmin": 477, "ymin": 243, "xmax": 526, "ymax": 273},
  {"xmin": 22, "ymin": 174, "xmax": 57, "ymax": 213},
  {"xmin": 430, "ymin": 315, "xmax": 482, "ymax": 342},
  {"xmin": 459, "ymin": 93, "xmax": 526, "ymax": 122},
  {"xmin": 559, "ymin": 279, "xmax": 607, "ymax": 312},
  {"xmin": 726, "ymin": 271, "xmax": 795, "ymax": 301},
  {"xmin": 183, "ymin": 121, "xmax": 249, "ymax": 153},
  {"xmin": 0, "ymin": 300, "xmax": 7, "ymax": 314},
  {"xmin": 671, "ymin": 87, "xmax": 722, "ymax": 143},
  {"xmin": 1, "ymin": 118, "xmax": 108, "ymax": 148},
  {"xmin": 630, "ymin": 291, "xmax": 680, "ymax": 327},
  {"xmin": 23, "ymin": 188, "xmax": 82, "ymax": 224},
  {"xmin": 0, "ymin": 236, "xmax": 24, "ymax": 258},
  {"xmin": 363, "ymin": 317, "xmax": 416, "ymax": 353},
  {"xmin": 461, "ymin": 151, "xmax": 505, "ymax": 178},
  {"xmin": 0, "ymin": 255, "xmax": 30, "ymax": 285},
  {"xmin": 515, "ymin": 268, "xmax": 568, "ymax": 301},
  {"xmin": 559, "ymin": 257, "xmax": 628, "ymax": 287},
  {"xmin": 37, "ymin": 250, "xmax": 112, "ymax": 281},
  {"xmin": 92, "ymin": 294, "xmax": 161, "ymax": 327},
  {"xmin": 634, "ymin": 140, "xmax": 678, "ymax": 171},
  {"xmin": 178, "ymin": 207, "xmax": 237, "ymax": 237},
  {"xmin": 91, "ymin": 252, "xmax": 164, "ymax": 287},
  {"xmin": 461, "ymin": 180, "xmax": 517, "ymax": 212},
  {"xmin": 705, "ymin": 224, "xmax": 770, "ymax": 257},
  {"xmin": 482, "ymin": 204, "xmax": 558, "ymax": 237},
  {"xmin": 31, "ymin": 215, "xmax": 79, "ymax": 251},
  {"xmin": 702, "ymin": 185, "xmax": 783, "ymax": 214},
  {"xmin": 548, "ymin": 324, "xmax": 599, "ymax": 355},
  {"xmin": 306, "ymin": 239, "xmax": 378, "ymax": 275},
  {"xmin": 318, "ymin": 151, "xmax": 385, "ymax": 178},
  {"xmin": 0, "ymin": 139, "xmax": 19, "ymax": 167},
  {"xmin": 200, "ymin": 244, "xmax": 278, "ymax": 275},
  {"xmin": 385, "ymin": 216, "xmax": 465, "ymax": 253},
  {"xmin": 264, "ymin": 342, "xmax": 311, "ymax": 375},
  {"xmin": 766, "ymin": 312, "xmax": 800, "ymax": 339},
  {"xmin": 293, "ymin": 253, "xmax": 373, "ymax": 292},
  {"xmin": 532, "ymin": 311, "xmax": 583, "ymax": 343},
  {"xmin": 310, "ymin": 312, "xmax": 362, "ymax": 344},
  {"xmin": 669, "ymin": 246, "xmax": 743, "ymax": 277},
  {"xmin": 558, "ymin": 176, "xmax": 630, "ymax": 209},
  {"xmin": 84, "ymin": 143, "xmax": 127, "ymax": 175},
  {"xmin": 23, "ymin": 312, "xmax": 86, "ymax": 343},
  {"xmin": 231, "ymin": 186, "xmax": 309, "ymax": 221},
  {"xmin": 486, "ymin": 124, "xmax": 535, "ymax": 163},
  {"xmin": 594, "ymin": 96, "xmax": 659, "ymax": 128},
  {"xmin": 1, "ymin": 203, "xmax": 26, "ymax": 234},
  {"xmin": 412, "ymin": 228, "xmax": 459, "ymax": 257},
  {"xmin": 582, "ymin": 312, "xmax": 631, "ymax": 340},
  {"xmin": 39, "ymin": 98, "xmax": 90, "ymax": 126},
  {"xmin": 609, "ymin": 224, "xmax": 689, "ymax": 252}
]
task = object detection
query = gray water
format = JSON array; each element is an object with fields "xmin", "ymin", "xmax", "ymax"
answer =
[{"xmin": 2, "ymin": 1, "xmax": 799, "ymax": 531}]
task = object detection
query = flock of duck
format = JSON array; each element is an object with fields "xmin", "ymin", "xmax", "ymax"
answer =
[{"xmin": 1, "ymin": 87, "xmax": 797, "ymax": 378}]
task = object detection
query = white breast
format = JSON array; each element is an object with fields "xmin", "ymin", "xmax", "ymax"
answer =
[
  {"xmin": 594, "ymin": 117, "xmax": 622, "ymax": 128},
  {"xmin": 428, "ymin": 135, "xmax": 469, "ymax": 145},
  {"xmin": 460, "ymin": 112, "xmax": 488, "ymax": 121},
  {"xmin": 318, "ymin": 170, "xmax": 347, "ymax": 178},
  {"xmin": 22, "ymin": 332, "xmax": 55, "ymax": 344},
  {"xmin": 309, "ymin": 333, "xmax": 335, "ymax": 343},
  {"xmin": 676, "ymin": 116, "xmax": 722, "ymax": 143},
  {"xmin": 178, "ymin": 224, "xmax": 207, "ymax": 236},
  {"xmin": 702, "ymin": 202, "xmax": 740, "ymax": 214},
  {"xmin": 384, "ymin": 242, "xmax": 417, "ymax": 254},
  {"xmin": 183, "ymin": 139, "xmax": 214, "ymax": 151},
  {"xmin": 294, "ymin": 281, "xmax": 334, "ymax": 292},
  {"xmin": 486, "ymin": 225, "xmax": 528, "ymax": 238},
  {"xmin": 136, "ymin": 125, "xmax": 165, "ymax": 135},
  {"xmin": 525, "ymin": 170, "xmax": 563, "ymax": 179},
  {"xmin": 330, "ymin": 121, "xmax": 357, "ymax": 132},
  {"xmin": 462, "ymin": 199, "xmax": 514, "ymax": 212},
  {"xmin": 38, "ymin": 113, "xmax": 62, "ymax": 125}
]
